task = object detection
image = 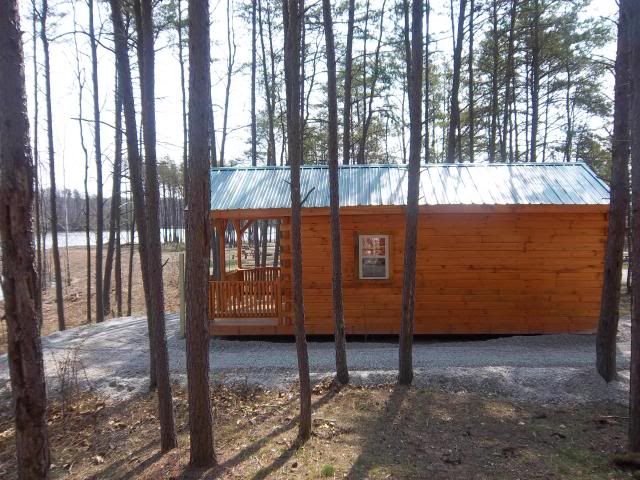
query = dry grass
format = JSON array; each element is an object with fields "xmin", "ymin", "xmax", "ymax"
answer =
[
  {"xmin": 0, "ymin": 245, "xmax": 183, "ymax": 354},
  {"xmin": 0, "ymin": 381, "xmax": 633, "ymax": 479}
]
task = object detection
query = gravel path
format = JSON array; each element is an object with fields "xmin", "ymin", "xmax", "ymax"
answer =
[{"xmin": 0, "ymin": 314, "xmax": 631, "ymax": 405}]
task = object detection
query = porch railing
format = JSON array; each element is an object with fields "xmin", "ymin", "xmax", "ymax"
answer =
[
  {"xmin": 223, "ymin": 266, "xmax": 280, "ymax": 283},
  {"xmin": 209, "ymin": 267, "xmax": 282, "ymax": 318},
  {"xmin": 239, "ymin": 266, "xmax": 280, "ymax": 282}
]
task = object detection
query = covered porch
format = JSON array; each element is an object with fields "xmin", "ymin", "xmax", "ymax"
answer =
[{"xmin": 208, "ymin": 216, "xmax": 292, "ymax": 334}]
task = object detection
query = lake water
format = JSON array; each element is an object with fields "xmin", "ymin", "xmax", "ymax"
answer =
[
  {"xmin": 0, "ymin": 229, "xmax": 186, "ymax": 302},
  {"xmin": 42, "ymin": 229, "xmax": 186, "ymax": 248}
]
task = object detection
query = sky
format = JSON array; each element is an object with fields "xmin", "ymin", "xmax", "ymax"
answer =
[{"xmin": 22, "ymin": 0, "xmax": 618, "ymax": 194}]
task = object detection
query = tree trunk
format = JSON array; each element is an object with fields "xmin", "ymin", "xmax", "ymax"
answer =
[
  {"xmin": 423, "ymin": 0, "xmax": 430, "ymax": 164},
  {"xmin": 356, "ymin": 0, "xmax": 387, "ymax": 166},
  {"xmin": 402, "ymin": 0, "xmax": 411, "ymax": 107},
  {"xmin": 398, "ymin": 0, "xmax": 422, "ymax": 386},
  {"xmin": 530, "ymin": 0, "xmax": 540, "ymax": 163},
  {"xmin": 501, "ymin": 0, "xmax": 516, "ymax": 163},
  {"xmin": 127, "ymin": 214, "xmax": 135, "ymax": 317},
  {"xmin": 251, "ymin": 0, "xmax": 259, "ymax": 266},
  {"xmin": 489, "ymin": 0, "xmax": 498, "ymax": 162},
  {"xmin": 104, "ymin": 71, "xmax": 123, "ymax": 318},
  {"xmin": 284, "ymin": 0, "xmax": 312, "ymax": 441},
  {"xmin": 208, "ymin": 101, "xmax": 218, "ymax": 167},
  {"xmin": 524, "ymin": 54, "xmax": 530, "ymax": 161},
  {"xmin": 264, "ymin": 1, "xmax": 283, "ymax": 165},
  {"xmin": 138, "ymin": 0, "xmax": 177, "ymax": 451},
  {"xmin": 322, "ymin": 0, "xmax": 349, "ymax": 385},
  {"xmin": 89, "ymin": 0, "xmax": 105, "ymax": 323},
  {"xmin": 542, "ymin": 78, "xmax": 551, "ymax": 162},
  {"xmin": 63, "ymin": 192, "xmax": 71, "ymax": 287},
  {"xmin": 72, "ymin": 6, "xmax": 92, "ymax": 325},
  {"xmin": 446, "ymin": 0, "xmax": 466, "ymax": 163},
  {"xmin": 0, "ymin": 0, "xmax": 51, "ymax": 474},
  {"xmin": 115, "ymin": 211, "xmax": 122, "ymax": 317},
  {"xmin": 401, "ymin": 74, "xmax": 408, "ymax": 164},
  {"xmin": 110, "ymin": 0, "xmax": 161, "ymax": 404},
  {"xmin": 177, "ymin": 0, "xmax": 188, "ymax": 174},
  {"xmin": 468, "ymin": 0, "xmax": 475, "ymax": 163},
  {"xmin": 220, "ymin": 0, "xmax": 236, "ymax": 166},
  {"xmin": 360, "ymin": 0, "xmax": 370, "ymax": 165},
  {"xmin": 342, "ymin": 0, "xmax": 355, "ymax": 165},
  {"xmin": 41, "ymin": 189, "xmax": 48, "ymax": 294},
  {"xmin": 31, "ymin": 0, "xmax": 43, "ymax": 315},
  {"xmin": 563, "ymin": 66, "xmax": 574, "ymax": 163},
  {"xmin": 627, "ymin": 0, "xmax": 640, "ymax": 452},
  {"xmin": 300, "ymin": 3, "xmax": 306, "ymax": 159},
  {"xmin": 41, "ymin": 0, "xmax": 65, "ymax": 331},
  {"xmin": 597, "ymin": 4, "xmax": 631, "ymax": 382},
  {"xmin": 258, "ymin": 0, "xmax": 276, "ymax": 167},
  {"xmin": 162, "ymin": 181, "xmax": 168, "ymax": 244},
  {"xmin": 186, "ymin": 0, "xmax": 216, "ymax": 466}
]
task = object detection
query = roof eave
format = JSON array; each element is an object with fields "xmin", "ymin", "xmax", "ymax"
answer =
[{"xmin": 209, "ymin": 203, "xmax": 609, "ymax": 219}]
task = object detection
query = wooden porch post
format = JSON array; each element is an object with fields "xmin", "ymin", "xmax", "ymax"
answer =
[
  {"xmin": 276, "ymin": 278, "xmax": 282, "ymax": 326},
  {"xmin": 216, "ymin": 218, "xmax": 227, "ymax": 280},
  {"xmin": 232, "ymin": 219, "xmax": 242, "ymax": 269},
  {"xmin": 231, "ymin": 219, "xmax": 257, "ymax": 271}
]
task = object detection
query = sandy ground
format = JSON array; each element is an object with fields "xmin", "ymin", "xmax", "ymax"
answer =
[{"xmin": 0, "ymin": 311, "xmax": 631, "ymax": 406}]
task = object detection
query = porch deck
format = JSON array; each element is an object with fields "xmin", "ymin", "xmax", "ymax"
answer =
[
  {"xmin": 208, "ymin": 266, "xmax": 289, "ymax": 333},
  {"xmin": 207, "ymin": 215, "xmax": 292, "ymax": 335}
]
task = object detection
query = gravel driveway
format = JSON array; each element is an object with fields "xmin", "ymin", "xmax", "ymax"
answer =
[{"xmin": 0, "ymin": 313, "xmax": 631, "ymax": 405}]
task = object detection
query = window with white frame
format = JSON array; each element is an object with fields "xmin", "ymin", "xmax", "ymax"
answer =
[{"xmin": 358, "ymin": 235, "xmax": 390, "ymax": 279}]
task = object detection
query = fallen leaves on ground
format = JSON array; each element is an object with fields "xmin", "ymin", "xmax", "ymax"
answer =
[{"xmin": 0, "ymin": 383, "xmax": 635, "ymax": 479}]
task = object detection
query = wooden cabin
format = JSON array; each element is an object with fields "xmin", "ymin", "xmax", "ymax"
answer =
[{"xmin": 208, "ymin": 163, "xmax": 609, "ymax": 336}]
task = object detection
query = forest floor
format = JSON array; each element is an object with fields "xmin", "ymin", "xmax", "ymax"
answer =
[{"xmin": 0, "ymin": 380, "xmax": 635, "ymax": 479}]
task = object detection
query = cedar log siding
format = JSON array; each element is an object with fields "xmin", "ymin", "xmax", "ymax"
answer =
[{"xmin": 210, "ymin": 206, "xmax": 608, "ymax": 335}]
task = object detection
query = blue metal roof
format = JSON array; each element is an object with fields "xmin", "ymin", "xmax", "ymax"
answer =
[{"xmin": 210, "ymin": 163, "xmax": 610, "ymax": 211}]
